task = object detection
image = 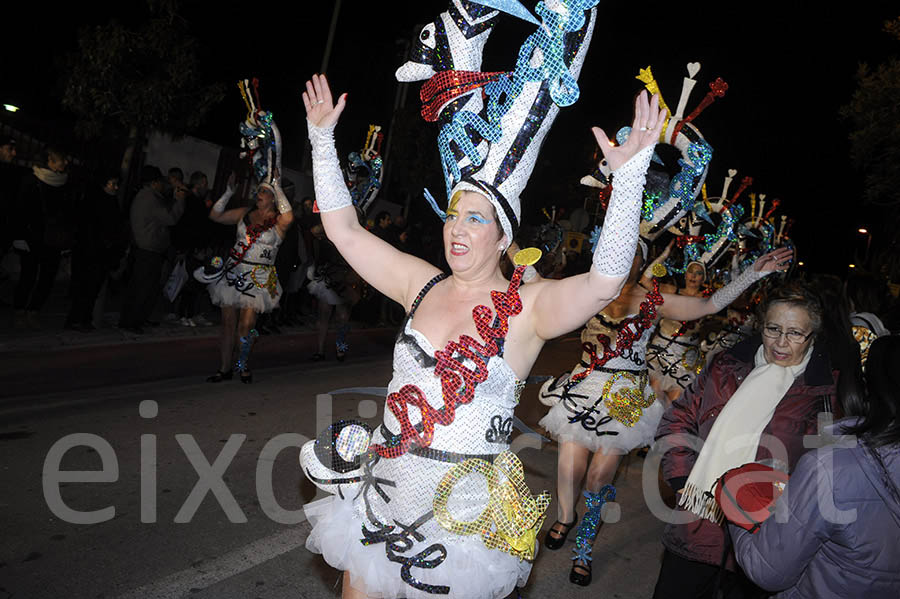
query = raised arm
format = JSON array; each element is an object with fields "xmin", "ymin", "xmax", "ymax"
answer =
[
  {"xmin": 528, "ymin": 91, "xmax": 664, "ymax": 340},
  {"xmin": 208, "ymin": 174, "xmax": 249, "ymax": 225},
  {"xmin": 639, "ymin": 239, "xmax": 674, "ymax": 289},
  {"xmin": 303, "ymin": 74, "xmax": 439, "ymax": 308},
  {"xmin": 267, "ymin": 175, "xmax": 294, "ymax": 236},
  {"xmin": 657, "ymin": 247, "xmax": 794, "ymax": 322}
]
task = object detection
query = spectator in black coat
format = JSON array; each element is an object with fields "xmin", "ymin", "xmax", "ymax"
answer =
[
  {"xmin": 13, "ymin": 145, "xmax": 74, "ymax": 328},
  {"xmin": 65, "ymin": 172, "xmax": 126, "ymax": 331}
]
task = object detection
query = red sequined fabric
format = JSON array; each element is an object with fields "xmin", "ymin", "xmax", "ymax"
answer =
[
  {"xmin": 420, "ymin": 69, "xmax": 506, "ymax": 123},
  {"xmin": 569, "ymin": 280, "xmax": 665, "ymax": 386},
  {"xmin": 229, "ymin": 216, "xmax": 278, "ymax": 263},
  {"xmin": 370, "ymin": 266, "xmax": 526, "ymax": 459}
]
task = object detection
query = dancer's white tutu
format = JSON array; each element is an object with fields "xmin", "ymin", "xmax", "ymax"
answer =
[{"xmin": 196, "ymin": 215, "xmax": 283, "ymax": 313}]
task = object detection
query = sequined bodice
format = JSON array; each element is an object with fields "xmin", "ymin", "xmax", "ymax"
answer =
[
  {"xmin": 579, "ymin": 310, "xmax": 655, "ymax": 371},
  {"xmin": 234, "ymin": 218, "xmax": 283, "ymax": 265}
]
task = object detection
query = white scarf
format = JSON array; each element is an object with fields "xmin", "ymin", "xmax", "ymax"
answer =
[
  {"xmin": 678, "ymin": 343, "xmax": 813, "ymax": 523},
  {"xmin": 33, "ymin": 165, "xmax": 68, "ymax": 187}
]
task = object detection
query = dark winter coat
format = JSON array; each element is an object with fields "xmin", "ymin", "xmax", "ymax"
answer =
[
  {"xmin": 731, "ymin": 423, "xmax": 900, "ymax": 598},
  {"xmin": 655, "ymin": 335, "xmax": 838, "ymax": 567}
]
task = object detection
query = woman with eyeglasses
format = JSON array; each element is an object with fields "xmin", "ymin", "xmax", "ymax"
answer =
[{"xmin": 652, "ymin": 281, "xmax": 840, "ymax": 598}]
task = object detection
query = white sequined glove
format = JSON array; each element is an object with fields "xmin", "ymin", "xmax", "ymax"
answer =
[
  {"xmin": 211, "ymin": 187, "xmax": 234, "ymax": 214},
  {"xmin": 591, "ymin": 145, "xmax": 655, "ymax": 277},
  {"xmin": 271, "ymin": 182, "xmax": 291, "ymax": 214},
  {"xmin": 710, "ymin": 266, "xmax": 770, "ymax": 311},
  {"xmin": 308, "ymin": 119, "xmax": 352, "ymax": 213}
]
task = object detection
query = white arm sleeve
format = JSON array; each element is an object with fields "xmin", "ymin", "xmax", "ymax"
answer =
[
  {"xmin": 211, "ymin": 188, "xmax": 234, "ymax": 214},
  {"xmin": 591, "ymin": 145, "xmax": 655, "ymax": 277},
  {"xmin": 710, "ymin": 266, "xmax": 771, "ymax": 311},
  {"xmin": 307, "ymin": 119, "xmax": 352, "ymax": 213},
  {"xmin": 273, "ymin": 184, "xmax": 291, "ymax": 214}
]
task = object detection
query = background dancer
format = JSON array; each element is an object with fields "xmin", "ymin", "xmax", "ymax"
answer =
[
  {"xmin": 537, "ymin": 240, "xmax": 791, "ymax": 586},
  {"xmin": 202, "ymin": 174, "xmax": 293, "ymax": 383}
]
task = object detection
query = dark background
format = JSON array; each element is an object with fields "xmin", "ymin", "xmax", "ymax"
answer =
[{"xmin": 2, "ymin": 1, "xmax": 897, "ymax": 274}]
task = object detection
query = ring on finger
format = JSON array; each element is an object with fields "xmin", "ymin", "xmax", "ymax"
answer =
[{"xmin": 314, "ymin": 100, "xmax": 325, "ymax": 105}]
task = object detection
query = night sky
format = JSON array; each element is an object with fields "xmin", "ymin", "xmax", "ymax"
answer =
[{"xmin": 3, "ymin": 1, "xmax": 897, "ymax": 273}]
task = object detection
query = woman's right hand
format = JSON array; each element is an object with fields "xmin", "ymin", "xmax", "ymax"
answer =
[{"xmin": 302, "ymin": 74, "xmax": 347, "ymax": 129}]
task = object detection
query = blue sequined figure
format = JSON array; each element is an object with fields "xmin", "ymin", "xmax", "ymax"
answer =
[{"xmin": 570, "ymin": 484, "xmax": 616, "ymax": 586}]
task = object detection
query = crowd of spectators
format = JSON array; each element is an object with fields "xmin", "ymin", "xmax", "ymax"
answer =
[{"xmin": 0, "ymin": 135, "xmax": 439, "ymax": 341}]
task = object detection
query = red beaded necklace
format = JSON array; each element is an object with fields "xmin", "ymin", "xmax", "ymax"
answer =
[
  {"xmin": 229, "ymin": 214, "xmax": 278, "ymax": 263},
  {"xmin": 370, "ymin": 266, "xmax": 527, "ymax": 459},
  {"xmin": 568, "ymin": 280, "xmax": 665, "ymax": 388}
]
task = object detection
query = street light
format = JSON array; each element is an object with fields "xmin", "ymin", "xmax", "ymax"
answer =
[{"xmin": 3, "ymin": 104, "xmax": 19, "ymax": 113}]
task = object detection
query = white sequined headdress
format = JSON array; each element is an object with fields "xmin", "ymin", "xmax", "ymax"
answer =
[
  {"xmin": 237, "ymin": 78, "xmax": 281, "ymax": 186},
  {"xmin": 397, "ymin": 0, "xmax": 600, "ymax": 244},
  {"xmin": 581, "ymin": 62, "xmax": 726, "ymax": 244}
]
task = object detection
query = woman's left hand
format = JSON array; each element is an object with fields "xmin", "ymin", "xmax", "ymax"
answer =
[
  {"xmin": 591, "ymin": 90, "xmax": 666, "ymax": 172},
  {"xmin": 302, "ymin": 74, "xmax": 347, "ymax": 129},
  {"xmin": 753, "ymin": 247, "xmax": 794, "ymax": 273}
]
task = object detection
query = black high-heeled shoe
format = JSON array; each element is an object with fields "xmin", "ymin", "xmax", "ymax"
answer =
[
  {"xmin": 570, "ymin": 557, "xmax": 592, "ymax": 586},
  {"xmin": 206, "ymin": 369, "xmax": 233, "ymax": 383},
  {"xmin": 239, "ymin": 370, "xmax": 253, "ymax": 384},
  {"xmin": 543, "ymin": 514, "xmax": 578, "ymax": 550}
]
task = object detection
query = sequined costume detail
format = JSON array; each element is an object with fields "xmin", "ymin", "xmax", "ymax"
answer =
[
  {"xmin": 538, "ymin": 284, "xmax": 664, "ymax": 453},
  {"xmin": 301, "ymin": 267, "xmax": 548, "ymax": 598},
  {"xmin": 199, "ymin": 213, "xmax": 283, "ymax": 312}
]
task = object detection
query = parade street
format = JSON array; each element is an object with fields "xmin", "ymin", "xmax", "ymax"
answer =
[{"xmin": 0, "ymin": 331, "xmax": 669, "ymax": 599}]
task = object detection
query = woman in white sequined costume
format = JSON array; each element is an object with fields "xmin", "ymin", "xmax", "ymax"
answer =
[
  {"xmin": 299, "ymin": 73, "xmax": 664, "ymax": 599},
  {"xmin": 197, "ymin": 175, "xmax": 293, "ymax": 383},
  {"xmin": 536, "ymin": 241, "xmax": 792, "ymax": 586},
  {"xmin": 644, "ymin": 258, "xmax": 710, "ymax": 405}
]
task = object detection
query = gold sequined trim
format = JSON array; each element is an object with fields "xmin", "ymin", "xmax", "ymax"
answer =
[
  {"xmin": 433, "ymin": 451, "xmax": 550, "ymax": 561},
  {"xmin": 602, "ymin": 371, "xmax": 656, "ymax": 427}
]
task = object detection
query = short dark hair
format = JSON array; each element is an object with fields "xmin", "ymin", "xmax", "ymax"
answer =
[
  {"xmin": 189, "ymin": 171, "xmax": 208, "ymax": 188},
  {"xmin": 141, "ymin": 165, "xmax": 164, "ymax": 185},
  {"xmin": 40, "ymin": 145, "xmax": 66, "ymax": 167},
  {"xmin": 168, "ymin": 167, "xmax": 184, "ymax": 181},
  {"xmin": 758, "ymin": 280, "xmax": 824, "ymax": 334}
]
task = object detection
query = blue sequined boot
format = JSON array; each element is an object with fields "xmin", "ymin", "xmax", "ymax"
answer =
[
  {"xmin": 570, "ymin": 484, "xmax": 616, "ymax": 586},
  {"xmin": 235, "ymin": 329, "xmax": 259, "ymax": 384}
]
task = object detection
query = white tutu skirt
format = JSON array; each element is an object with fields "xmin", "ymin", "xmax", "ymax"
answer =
[
  {"xmin": 201, "ymin": 261, "xmax": 282, "ymax": 313},
  {"xmin": 537, "ymin": 370, "xmax": 664, "ymax": 454},
  {"xmin": 307, "ymin": 278, "xmax": 344, "ymax": 306},
  {"xmin": 305, "ymin": 494, "xmax": 532, "ymax": 599}
]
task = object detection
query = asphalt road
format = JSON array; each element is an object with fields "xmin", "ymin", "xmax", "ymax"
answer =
[{"xmin": 0, "ymin": 335, "xmax": 670, "ymax": 599}]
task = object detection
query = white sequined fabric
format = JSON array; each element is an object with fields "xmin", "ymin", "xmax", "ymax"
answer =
[
  {"xmin": 647, "ymin": 317, "xmax": 705, "ymax": 393},
  {"xmin": 710, "ymin": 266, "xmax": 769, "ymax": 311},
  {"xmin": 205, "ymin": 219, "xmax": 283, "ymax": 312},
  {"xmin": 592, "ymin": 145, "xmax": 656, "ymax": 276},
  {"xmin": 308, "ymin": 120, "xmax": 353, "ymax": 213},
  {"xmin": 302, "ymin": 291, "xmax": 537, "ymax": 598},
  {"xmin": 538, "ymin": 310, "xmax": 663, "ymax": 454}
]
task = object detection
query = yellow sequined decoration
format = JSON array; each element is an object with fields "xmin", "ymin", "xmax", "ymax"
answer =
[
  {"xmin": 250, "ymin": 265, "xmax": 279, "ymax": 299},
  {"xmin": 602, "ymin": 371, "xmax": 656, "ymax": 427},
  {"xmin": 635, "ymin": 66, "xmax": 672, "ymax": 141},
  {"xmin": 433, "ymin": 451, "xmax": 550, "ymax": 561},
  {"xmin": 652, "ymin": 262, "xmax": 668, "ymax": 278},
  {"xmin": 514, "ymin": 247, "xmax": 542, "ymax": 267},
  {"xmin": 681, "ymin": 348, "xmax": 707, "ymax": 375}
]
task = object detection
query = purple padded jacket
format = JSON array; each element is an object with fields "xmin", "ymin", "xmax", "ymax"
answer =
[{"xmin": 731, "ymin": 423, "xmax": 900, "ymax": 598}]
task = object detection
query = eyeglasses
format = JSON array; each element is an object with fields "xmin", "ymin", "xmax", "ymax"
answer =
[{"xmin": 762, "ymin": 324, "xmax": 813, "ymax": 344}]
